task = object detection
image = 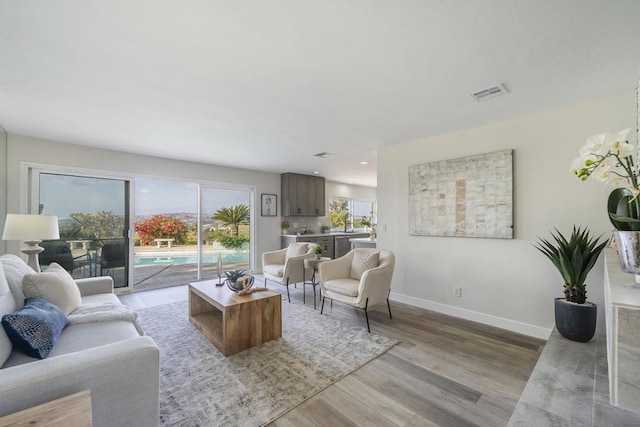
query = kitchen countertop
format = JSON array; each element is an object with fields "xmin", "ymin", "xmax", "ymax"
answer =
[{"xmin": 282, "ymin": 232, "xmax": 370, "ymax": 238}]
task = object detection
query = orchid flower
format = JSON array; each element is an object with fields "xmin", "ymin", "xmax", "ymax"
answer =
[{"xmin": 572, "ymin": 128, "xmax": 640, "ymax": 230}]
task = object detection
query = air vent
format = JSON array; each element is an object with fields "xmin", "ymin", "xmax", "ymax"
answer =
[
  {"xmin": 471, "ymin": 83, "xmax": 509, "ymax": 101},
  {"xmin": 313, "ymin": 152, "xmax": 335, "ymax": 159}
]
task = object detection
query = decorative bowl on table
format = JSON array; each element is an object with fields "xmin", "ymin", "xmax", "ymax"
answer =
[{"xmin": 225, "ymin": 275, "xmax": 254, "ymax": 293}]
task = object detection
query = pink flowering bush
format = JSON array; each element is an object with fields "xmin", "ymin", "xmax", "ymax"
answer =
[{"xmin": 135, "ymin": 215, "xmax": 188, "ymax": 246}]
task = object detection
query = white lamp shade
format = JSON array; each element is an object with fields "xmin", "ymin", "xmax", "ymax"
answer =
[{"xmin": 2, "ymin": 214, "xmax": 60, "ymax": 241}]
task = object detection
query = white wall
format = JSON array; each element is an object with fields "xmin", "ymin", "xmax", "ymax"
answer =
[
  {"xmin": 4, "ymin": 134, "xmax": 283, "ymax": 271},
  {"xmin": 377, "ymin": 90, "xmax": 637, "ymax": 339},
  {"xmin": 0, "ymin": 125, "xmax": 6, "ymax": 255}
]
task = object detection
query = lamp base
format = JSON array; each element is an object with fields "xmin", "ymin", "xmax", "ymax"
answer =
[{"xmin": 21, "ymin": 240, "xmax": 44, "ymax": 273}]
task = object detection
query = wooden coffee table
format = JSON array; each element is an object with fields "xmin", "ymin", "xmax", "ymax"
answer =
[
  {"xmin": 0, "ymin": 390, "xmax": 92, "ymax": 426},
  {"xmin": 188, "ymin": 281, "xmax": 282, "ymax": 356}
]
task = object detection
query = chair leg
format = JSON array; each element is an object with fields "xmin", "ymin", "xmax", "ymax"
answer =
[
  {"xmin": 313, "ymin": 284, "xmax": 317, "ymax": 310},
  {"xmin": 321, "ymin": 296, "xmax": 326, "ymax": 314},
  {"xmin": 364, "ymin": 298, "xmax": 370, "ymax": 333},
  {"xmin": 387, "ymin": 298, "xmax": 392, "ymax": 319},
  {"xmin": 285, "ymin": 277, "xmax": 291, "ymax": 303},
  {"xmin": 264, "ymin": 277, "xmax": 267, "ymax": 288}
]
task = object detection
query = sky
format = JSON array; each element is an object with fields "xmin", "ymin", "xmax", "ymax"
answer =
[{"xmin": 39, "ymin": 174, "xmax": 250, "ymax": 219}]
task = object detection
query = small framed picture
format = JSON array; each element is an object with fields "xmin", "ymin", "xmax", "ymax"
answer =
[{"xmin": 261, "ymin": 194, "xmax": 277, "ymax": 216}]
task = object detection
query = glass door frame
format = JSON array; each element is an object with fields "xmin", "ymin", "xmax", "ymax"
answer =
[{"xmin": 23, "ymin": 162, "xmax": 136, "ymax": 293}]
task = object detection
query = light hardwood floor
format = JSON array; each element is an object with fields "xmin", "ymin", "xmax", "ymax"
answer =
[{"xmin": 120, "ymin": 279, "xmax": 545, "ymax": 427}]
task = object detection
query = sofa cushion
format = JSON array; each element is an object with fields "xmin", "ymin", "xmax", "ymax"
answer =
[
  {"xmin": 263, "ymin": 264, "xmax": 284, "ymax": 278},
  {"xmin": 2, "ymin": 297, "xmax": 68, "ymax": 359},
  {"xmin": 286, "ymin": 243, "xmax": 308, "ymax": 259},
  {"xmin": 350, "ymin": 251, "xmax": 379, "ymax": 280},
  {"xmin": 23, "ymin": 263, "xmax": 82, "ymax": 315},
  {"xmin": 80, "ymin": 292, "xmax": 122, "ymax": 306},
  {"xmin": 325, "ymin": 278, "xmax": 359, "ymax": 297},
  {"xmin": 0, "ymin": 262, "xmax": 16, "ymax": 367},
  {"xmin": 0, "ymin": 254, "xmax": 35, "ymax": 309}
]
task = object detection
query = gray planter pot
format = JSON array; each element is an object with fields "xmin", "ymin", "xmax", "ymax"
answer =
[{"xmin": 554, "ymin": 298, "xmax": 597, "ymax": 342}]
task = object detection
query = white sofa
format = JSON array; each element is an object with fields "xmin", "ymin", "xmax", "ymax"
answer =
[{"xmin": 0, "ymin": 254, "xmax": 159, "ymax": 427}]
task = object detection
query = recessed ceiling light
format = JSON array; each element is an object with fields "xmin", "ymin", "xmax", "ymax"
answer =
[
  {"xmin": 313, "ymin": 171, "xmax": 320, "ymax": 174},
  {"xmin": 313, "ymin": 152, "xmax": 335, "ymax": 159},
  {"xmin": 360, "ymin": 161, "xmax": 369, "ymax": 165}
]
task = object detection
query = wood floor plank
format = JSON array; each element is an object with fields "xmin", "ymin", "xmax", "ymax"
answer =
[
  {"xmin": 318, "ymin": 384, "xmax": 401, "ymax": 427},
  {"xmin": 295, "ymin": 399, "xmax": 358, "ymax": 427},
  {"xmin": 355, "ymin": 356, "xmax": 507, "ymax": 427},
  {"xmin": 333, "ymin": 375, "xmax": 417, "ymax": 426}
]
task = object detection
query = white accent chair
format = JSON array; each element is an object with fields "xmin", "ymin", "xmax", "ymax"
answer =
[
  {"xmin": 262, "ymin": 242, "xmax": 315, "ymax": 303},
  {"xmin": 318, "ymin": 248, "xmax": 395, "ymax": 332}
]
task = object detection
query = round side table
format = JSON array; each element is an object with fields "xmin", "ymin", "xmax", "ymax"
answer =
[{"xmin": 303, "ymin": 257, "xmax": 331, "ymax": 309}]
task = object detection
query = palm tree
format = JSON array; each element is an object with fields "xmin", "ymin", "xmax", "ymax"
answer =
[{"xmin": 213, "ymin": 204, "xmax": 250, "ymax": 236}]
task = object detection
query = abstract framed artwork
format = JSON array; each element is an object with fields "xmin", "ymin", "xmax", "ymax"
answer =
[
  {"xmin": 409, "ymin": 149, "xmax": 514, "ymax": 239},
  {"xmin": 261, "ymin": 194, "xmax": 277, "ymax": 216}
]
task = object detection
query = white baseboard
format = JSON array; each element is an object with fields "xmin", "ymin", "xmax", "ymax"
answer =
[{"xmin": 389, "ymin": 291, "xmax": 551, "ymax": 340}]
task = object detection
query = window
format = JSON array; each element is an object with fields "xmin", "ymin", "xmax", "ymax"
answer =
[{"xmin": 328, "ymin": 197, "xmax": 376, "ymax": 231}]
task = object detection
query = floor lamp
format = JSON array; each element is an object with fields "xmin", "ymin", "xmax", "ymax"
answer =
[{"xmin": 2, "ymin": 214, "xmax": 60, "ymax": 273}]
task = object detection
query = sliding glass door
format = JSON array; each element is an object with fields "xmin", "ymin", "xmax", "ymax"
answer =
[
  {"xmin": 38, "ymin": 173, "xmax": 131, "ymax": 289},
  {"xmin": 30, "ymin": 165, "xmax": 255, "ymax": 293},
  {"xmin": 200, "ymin": 187, "xmax": 251, "ymax": 281},
  {"xmin": 133, "ymin": 178, "xmax": 199, "ymax": 291}
]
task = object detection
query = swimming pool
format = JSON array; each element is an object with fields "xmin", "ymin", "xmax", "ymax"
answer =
[{"xmin": 134, "ymin": 252, "xmax": 249, "ymax": 266}]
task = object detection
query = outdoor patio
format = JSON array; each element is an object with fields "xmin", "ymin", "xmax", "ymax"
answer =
[{"xmin": 69, "ymin": 244, "xmax": 249, "ymax": 292}]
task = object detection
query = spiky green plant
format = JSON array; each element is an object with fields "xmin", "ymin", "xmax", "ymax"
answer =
[
  {"xmin": 533, "ymin": 226, "xmax": 607, "ymax": 304},
  {"xmin": 224, "ymin": 269, "xmax": 246, "ymax": 282}
]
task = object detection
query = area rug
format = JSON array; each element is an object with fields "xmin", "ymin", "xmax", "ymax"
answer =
[{"xmin": 137, "ymin": 298, "xmax": 398, "ymax": 427}]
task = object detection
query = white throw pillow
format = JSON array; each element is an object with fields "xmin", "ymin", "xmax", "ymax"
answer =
[
  {"xmin": 0, "ymin": 262, "xmax": 16, "ymax": 367},
  {"xmin": 350, "ymin": 251, "xmax": 380, "ymax": 280},
  {"xmin": 286, "ymin": 243, "xmax": 309, "ymax": 259},
  {"xmin": 22, "ymin": 263, "xmax": 82, "ymax": 315},
  {"xmin": 0, "ymin": 254, "xmax": 35, "ymax": 309}
]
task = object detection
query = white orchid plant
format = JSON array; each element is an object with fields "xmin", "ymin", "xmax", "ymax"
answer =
[{"xmin": 571, "ymin": 128, "xmax": 640, "ymax": 230}]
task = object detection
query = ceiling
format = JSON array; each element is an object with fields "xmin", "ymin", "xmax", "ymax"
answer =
[{"xmin": 1, "ymin": 1, "xmax": 639, "ymax": 187}]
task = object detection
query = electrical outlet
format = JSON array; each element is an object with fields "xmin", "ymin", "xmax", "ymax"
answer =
[
  {"xmin": 453, "ymin": 286, "xmax": 462, "ymax": 297},
  {"xmin": 293, "ymin": 222, "xmax": 299, "ymax": 228}
]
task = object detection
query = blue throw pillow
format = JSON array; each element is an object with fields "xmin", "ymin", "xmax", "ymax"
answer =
[{"xmin": 2, "ymin": 297, "xmax": 68, "ymax": 359}]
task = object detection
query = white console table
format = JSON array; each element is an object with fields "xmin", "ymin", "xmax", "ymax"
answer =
[{"xmin": 604, "ymin": 248, "xmax": 640, "ymax": 414}]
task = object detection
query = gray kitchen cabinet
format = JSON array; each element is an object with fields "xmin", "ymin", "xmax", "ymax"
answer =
[
  {"xmin": 281, "ymin": 233, "xmax": 365, "ymax": 259},
  {"xmin": 307, "ymin": 176, "xmax": 326, "ymax": 216},
  {"xmin": 281, "ymin": 173, "xmax": 325, "ymax": 216},
  {"xmin": 316, "ymin": 236, "xmax": 334, "ymax": 258}
]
